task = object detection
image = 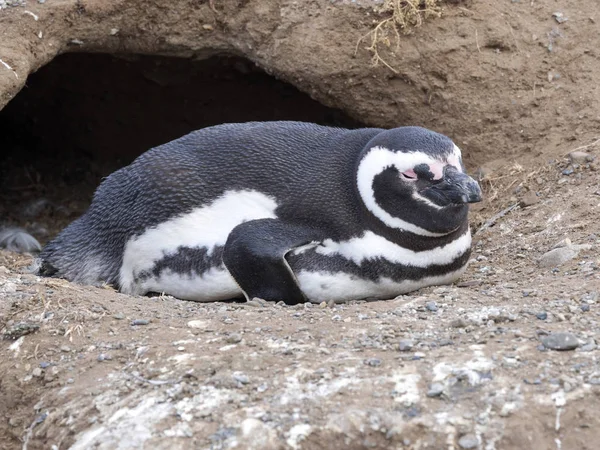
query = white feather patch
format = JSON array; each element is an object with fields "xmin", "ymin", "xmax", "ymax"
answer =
[
  {"xmin": 119, "ymin": 190, "xmax": 278, "ymax": 295},
  {"xmin": 315, "ymin": 229, "xmax": 471, "ymax": 266},
  {"xmin": 297, "ymin": 266, "xmax": 467, "ymax": 303},
  {"xmin": 137, "ymin": 266, "xmax": 242, "ymax": 302}
]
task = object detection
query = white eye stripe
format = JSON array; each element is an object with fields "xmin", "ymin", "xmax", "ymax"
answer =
[{"xmin": 356, "ymin": 146, "xmax": 450, "ymax": 236}]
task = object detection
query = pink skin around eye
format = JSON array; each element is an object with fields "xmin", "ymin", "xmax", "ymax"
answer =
[
  {"xmin": 401, "ymin": 169, "xmax": 417, "ymax": 180},
  {"xmin": 428, "ymin": 162, "xmax": 445, "ymax": 180}
]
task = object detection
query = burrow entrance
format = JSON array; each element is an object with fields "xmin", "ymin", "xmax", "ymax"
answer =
[{"xmin": 0, "ymin": 53, "xmax": 364, "ymax": 241}]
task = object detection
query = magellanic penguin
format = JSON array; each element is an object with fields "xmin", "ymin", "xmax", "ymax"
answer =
[{"xmin": 38, "ymin": 121, "xmax": 482, "ymax": 304}]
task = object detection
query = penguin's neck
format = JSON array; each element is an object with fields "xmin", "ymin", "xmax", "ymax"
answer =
[{"xmin": 366, "ymin": 213, "xmax": 470, "ymax": 252}]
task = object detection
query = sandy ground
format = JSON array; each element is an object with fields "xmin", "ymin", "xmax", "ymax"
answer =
[{"xmin": 1, "ymin": 148, "xmax": 599, "ymax": 449}]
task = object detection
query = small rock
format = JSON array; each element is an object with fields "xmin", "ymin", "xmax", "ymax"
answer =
[
  {"xmin": 519, "ymin": 191, "xmax": 539, "ymax": 208},
  {"xmin": 8, "ymin": 417, "xmax": 22, "ymax": 427},
  {"xmin": 425, "ymin": 301, "xmax": 438, "ymax": 312},
  {"xmin": 187, "ymin": 320, "xmax": 208, "ymax": 329},
  {"xmin": 569, "ymin": 151, "xmax": 593, "ymax": 164},
  {"xmin": 97, "ymin": 353, "xmax": 112, "ymax": 362},
  {"xmin": 562, "ymin": 167, "xmax": 574, "ymax": 176},
  {"xmin": 450, "ymin": 318, "xmax": 469, "ymax": 328},
  {"xmin": 131, "ymin": 319, "xmax": 150, "ymax": 326},
  {"xmin": 538, "ymin": 246, "xmax": 578, "ymax": 268},
  {"xmin": 458, "ymin": 433, "xmax": 479, "ymax": 449},
  {"xmin": 427, "ymin": 383, "xmax": 444, "ymax": 397},
  {"xmin": 541, "ymin": 332, "xmax": 580, "ymax": 351},
  {"xmin": 364, "ymin": 358, "xmax": 382, "ymax": 367},
  {"xmin": 581, "ymin": 304, "xmax": 590, "ymax": 312},
  {"xmin": 246, "ymin": 298, "xmax": 269, "ymax": 307},
  {"xmin": 226, "ymin": 333, "xmax": 243, "ymax": 344},
  {"xmin": 32, "ymin": 368, "xmax": 43, "ymax": 377},
  {"xmin": 113, "ymin": 313, "xmax": 125, "ymax": 320},
  {"xmin": 536, "ymin": 312, "xmax": 548, "ymax": 320},
  {"xmin": 39, "ymin": 362, "xmax": 51, "ymax": 369},
  {"xmin": 552, "ymin": 12, "xmax": 568, "ymax": 24},
  {"xmin": 60, "ymin": 345, "xmax": 71, "ymax": 352},
  {"xmin": 233, "ymin": 372, "xmax": 250, "ymax": 385},
  {"xmin": 398, "ymin": 339, "xmax": 414, "ymax": 352},
  {"xmin": 579, "ymin": 343, "xmax": 596, "ymax": 352}
]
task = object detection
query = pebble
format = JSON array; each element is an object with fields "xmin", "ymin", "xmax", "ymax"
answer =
[
  {"xmin": 364, "ymin": 358, "xmax": 382, "ymax": 367},
  {"xmin": 113, "ymin": 313, "xmax": 125, "ymax": 320},
  {"xmin": 32, "ymin": 368, "xmax": 43, "ymax": 377},
  {"xmin": 569, "ymin": 151, "xmax": 593, "ymax": 164},
  {"xmin": 97, "ymin": 353, "xmax": 112, "ymax": 362},
  {"xmin": 246, "ymin": 298, "xmax": 269, "ymax": 307},
  {"xmin": 536, "ymin": 312, "xmax": 548, "ymax": 320},
  {"xmin": 425, "ymin": 301, "xmax": 438, "ymax": 312},
  {"xmin": 398, "ymin": 339, "xmax": 414, "ymax": 352},
  {"xmin": 579, "ymin": 343, "xmax": 596, "ymax": 352},
  {"xmin": 519, "ymin": 191, "xmax": 539, "ymax": 208},
  {"xmin": 541, "ymin": 332, "xmax": 580, "ymax": 351},
  {"xmin": 450, "ymin": 318, "xmax": 469, "ymax": 328},
  {"xmin": 581, "ymin": 304, "xmax": 590, "ymax": 312},
  {"xmin": 39, "ymin": 362, "xmax": 51, "ymax": 369},
  {"xmin": 427, "ymin": 383, "xmax": 444, "ymax": 397},
  {"xmin": 187, "ymin": 320, "xmax": 208, "ymax": 329},
  {"xmin": 552, "ymin": 12, "xmax": 568, "ymax": 24},
  {"xmin": 458, "ymin": 434, "xmax": 479, "ymax": 449},
  {"xmin": 538, "ymin": 246, "xmax": 578, "ymax": 268},
  {"xmin": 233, "ymin": 372, "xmax": 250, "ymax": 385},
  {"xmin": 131, "ymin": 319, "xmax": 150, "ymax": 326},
  {"xmin": 226, "ymin": 333, "xmax": 243, "ymax": 344}
]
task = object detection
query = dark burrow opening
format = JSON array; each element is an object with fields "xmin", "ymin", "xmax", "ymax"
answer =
[{"xmin": 0, "ymin": 53, "xmax": 364, "ymax": 242}]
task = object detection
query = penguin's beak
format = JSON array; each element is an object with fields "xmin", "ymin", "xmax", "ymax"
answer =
[{"xmin": 422, "ymin": 166, "xmax": 482, "ymax": 206}]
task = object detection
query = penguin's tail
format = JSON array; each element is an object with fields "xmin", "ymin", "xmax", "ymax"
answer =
[{"xmin": 38, "ymin": 216, "xmax": 119, "ymax": 287}]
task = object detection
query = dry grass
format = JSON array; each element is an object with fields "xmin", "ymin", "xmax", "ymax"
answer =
[
  {"xmin": 356, "ymin": 0, "xmax": 442, "ymax": 73},
  {"xmin": 471, "ymin": 160, "xmax": 557, "ymax": 233}
]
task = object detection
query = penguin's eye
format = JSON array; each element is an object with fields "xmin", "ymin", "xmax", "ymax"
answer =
[{"xmin": 401, "ymin": 169, "xmax": 417, "ymax": 181}]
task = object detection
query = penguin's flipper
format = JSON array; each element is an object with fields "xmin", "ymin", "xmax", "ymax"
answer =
[{"xmin": 223, "ymin": 219, "xmax": 324, "ymax": 305}]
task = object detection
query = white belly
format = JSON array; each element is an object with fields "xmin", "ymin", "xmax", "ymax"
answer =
[
  {"xmin": 137, "ymin": 266, "xmax": 242, "ymax": 302},
  {"xmin": 119, "ymin": 190, "xmax": 278, "ymax": 299},
  {"xmin": 296, "ymin": 266, "xmax": 467, "ymax": 304}
]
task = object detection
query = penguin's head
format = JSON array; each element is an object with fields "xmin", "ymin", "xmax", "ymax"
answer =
[{"xmin": 356, "ymin": 127, "xmax": 482, "ymax": 237}]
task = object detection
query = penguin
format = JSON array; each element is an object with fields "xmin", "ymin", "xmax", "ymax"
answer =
[{"xmin": 38, "ymin": 121, "xmax": 482, "ymax": 304}]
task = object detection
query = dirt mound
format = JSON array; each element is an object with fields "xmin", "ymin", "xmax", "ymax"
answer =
[{"xmin": 1, "ymin": 0, "xmax": 600, "ymax": 448}]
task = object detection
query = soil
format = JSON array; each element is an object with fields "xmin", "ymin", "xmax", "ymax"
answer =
[{"xmin": 1, "ymin": 0, "xmax": 600, "ymax": 449}]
